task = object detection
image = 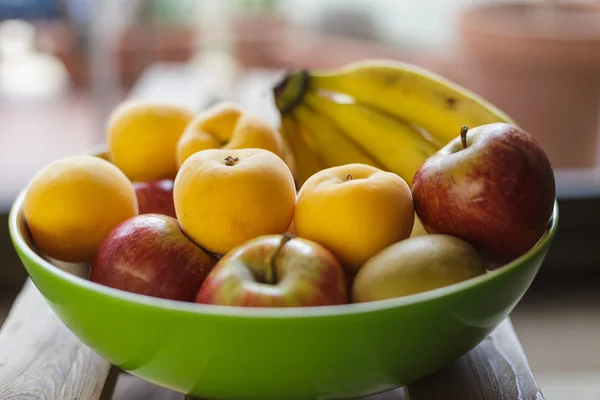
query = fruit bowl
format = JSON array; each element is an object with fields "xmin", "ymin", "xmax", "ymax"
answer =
[{"xmin": 8, "ymin": 163, "xmax": 558, "ymax": 400}]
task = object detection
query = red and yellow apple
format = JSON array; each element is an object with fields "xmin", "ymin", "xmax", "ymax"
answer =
[{"xmin": 195, "ymin": 234, "xmax": 348, "ymax": 307}]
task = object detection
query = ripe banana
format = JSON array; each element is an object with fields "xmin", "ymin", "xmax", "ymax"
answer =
[
  {"xmin": 294, "ymin": 59, "xmax": 516, "ymax": 145},
  {"xmin": 292, "ymin": 104, "xmax": 384, "ymax": 170},
  {"xmin": 278, "ymin": 116, "xmax": 296, "ymax": 172},
  {"xmin": 279, "ymin": 115, "xmax": 327, "ymax": 187},
  {"xmin": 301, "ymin": 92, "xmax": 439, "ymax": 185}
]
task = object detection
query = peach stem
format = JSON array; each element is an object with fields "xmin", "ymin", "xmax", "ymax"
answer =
[{"xmin": 224, "ymin": 156, "xmax": 240, "ymax": 166}]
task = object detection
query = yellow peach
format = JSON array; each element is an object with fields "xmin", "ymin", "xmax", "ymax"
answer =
[
  {"xmin": 23, "ymin": 155, "xmax": 138, "ymax": 262},
  {"xmin": 176, "ymin": 101, "xmax": 282, "ymax": 167},
  {"xmin": 294, "ymin": 164, "xmax": 414, "ymax": 273},
  {"xmin": 173, "ymin": 148, "xmax": 296, "ymax": 255},
  {"xmin": 107, "ymin": 100, "xmax": 194, "ymax": 182}
]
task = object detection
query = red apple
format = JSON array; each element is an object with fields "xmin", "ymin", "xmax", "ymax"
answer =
[
  {"xmin": 90, "ymin": 214, "xmax": 217, "ymax": 301},
  {"xmin": 411, "ymin": 123, "xmax": 555, "ymax": 263},
  {"xmin": 133, "ymin": 179, "xmax": 176, "ymax": 218},
  {"xmin": 196, "ymin": 234, "xmax": 348, "ymax": 307}
]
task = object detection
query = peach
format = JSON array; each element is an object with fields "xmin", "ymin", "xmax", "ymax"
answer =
[
  {"xmin": 107, "ymin": 100, "xmax": 194, "ymax": 182},
  {"xmin": 173, "ymin": 148, "xmax": 296, "ymax": 255},
  {"xmin": 294, "ymin": 164, "xmax": 414, "ymax": 273},
  {"xmin": 176, "ymin": 102, "xmax": 282, "ymax": 167},
  {"xmin": 23, "ymin": 155, "xmax": 138, "ymax": 262}
]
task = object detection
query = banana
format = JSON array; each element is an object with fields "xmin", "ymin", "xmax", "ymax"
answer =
[
  {"xmin": 292, "ymin": 104, "xmax": 384, "ymax": 169},
  {"xmin": 278, "ymin": 116, "xmax": 296, "ymax": 173},
  {"xmin": 302, "ymin": 91, "xmax": 439, "ymax": 184},
  {"xmin": 292, "ymin": 59, "xmax": 516, "ymax": 145},
  {"xmin": 279, "ymin": 115, "xmax": 327, "ymax": 187}
]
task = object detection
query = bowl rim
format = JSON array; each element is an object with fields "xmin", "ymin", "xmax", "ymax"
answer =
[{"xmin": 8, "ymin": 181, "xmax": 559, "ymax": 319}]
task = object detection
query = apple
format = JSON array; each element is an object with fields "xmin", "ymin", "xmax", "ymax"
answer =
[
  {"xmin": 90, "ymin": 214, "xmax": 217, "ymax": 301},
  {"xmin": 133, "ymin": 179, "xmax": 176, "ymax": 218},
  {"xmin": 411, "ymin": 123, "xmax": 555, "ymax": 263},
  {"xmin": 195, "ymin": 234, "xmax": 348, "ymax": 307},
  {"xmin": 353, "ymin": 235, "xmax": 486, "ymax": 303}
]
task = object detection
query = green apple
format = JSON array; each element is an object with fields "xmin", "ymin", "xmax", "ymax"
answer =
[{"xmin": 353, "ymin": 235, "xmax": 486, "ymax": 302}]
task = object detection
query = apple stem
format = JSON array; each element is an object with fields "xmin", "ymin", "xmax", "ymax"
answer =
[
  {"xmin": 224, "ymin": 156, "xmax": 240, "ymax": 166},
  {"xmin": 460, "ymin": 126, "xmax": 469, "ymax": 149},
  {"xmin": 266, "ymin": 233, "xmax": 294, "ymax": 284},
  {"xmin": 346, "ymin": 174, "xmax": 354, "ymax": 181}
]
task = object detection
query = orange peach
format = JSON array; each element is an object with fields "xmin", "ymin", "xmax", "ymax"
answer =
[
  {"xmin": 173, "ymin": 148, "xmax": 296, "ymax": 255},
  {"xmin": 294, "ymin": 164, "xmax": 414, "ymax": 273},
  {"xmin": 107, "ymin": 100, "xmax": 194, "ymax": 182},
  {"xmin": 23, "ymin": 155, "xmax": 138, "ymax": 262},
  {"xmin": 176, "ymin": 102, "xmax": 282, "ymax": 167}
]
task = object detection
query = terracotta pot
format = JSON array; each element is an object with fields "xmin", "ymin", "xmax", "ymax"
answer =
[
  {"xmin": 231, "ymin": 14, "xmax": 291, "ymax": 68},
  {"xmin": 458, "ymin": 2, "xmax": 600, "ymax": 169}
]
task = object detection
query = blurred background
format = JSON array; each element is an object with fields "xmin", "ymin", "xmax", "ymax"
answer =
[{"xmin": 0, "ymin": 0, "xmax": 599, "ymax": 398}]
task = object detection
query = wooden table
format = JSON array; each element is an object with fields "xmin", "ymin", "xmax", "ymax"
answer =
[{"xmin": 0, "ymin": 279, "xmax": 544, "ymax": 400}]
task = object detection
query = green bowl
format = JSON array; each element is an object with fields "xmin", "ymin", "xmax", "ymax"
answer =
[{"xmin": 9, "ymin": 182, "xmax": 558, "ymax": 400}]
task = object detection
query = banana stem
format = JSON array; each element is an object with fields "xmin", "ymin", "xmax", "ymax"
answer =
[
  {"xmin": 460, "ymin": 126, "xmax": 469, "ymax": 149},
  {"xmin": 273, "ymin": 70, "xmax": 311, "ymax": 115}
]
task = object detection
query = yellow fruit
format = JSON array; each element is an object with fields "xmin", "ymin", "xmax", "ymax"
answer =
[
  {"xmin": 410, "ymin": 214, "xmax": 428, "ymax": 238},
  {"xmin": 192, "ymin": 101, "xmax": 244, "ymax": 142},
  {"xmin": 174, "ymin": 148, "xmax": 296, "ymax": 255},
  {"xmin": 306, "ymin": 60, "xmax": 515, "ymax": 145},
  {"xmin": 300, "ymin": 92, "xmax": 437, "ymax": 185},
  {"xmin": 23, "ymin": 155, "xmax": 138, "ymax": 262},
  {"xmin": 176, "ymin": 101, "xmax": 282, "ymax": 167},
  {"xmin": 278, "ymin": 125, "xmax": 296, "ymax": 178},
  {"xmin": 294, "ymin": 164, "xmax": 414, "ymax": 273},
  {"xmin": 279, "ymin": 115, "xmax": 328, "ymax": 188},
  {"xmin": 352, "ymin": 235, "xmax": 486, "ymax": 302},
  {"xmin": 107, "ymin": 100, "xmax": 194, "ymax": 182}
]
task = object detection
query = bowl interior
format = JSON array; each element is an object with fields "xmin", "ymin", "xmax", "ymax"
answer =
[{"xmin": 9, "ymin": 183, "xmax": 558, "ymax": 317}]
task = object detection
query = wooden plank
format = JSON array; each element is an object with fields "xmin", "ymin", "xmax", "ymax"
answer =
[
  {"xmin": 0, "ymin": 281, "xmax": 540, "ymax": 400},
  {"xmin": 0, "ymin": 279, "xmax": 112, "ymax": 400},
  {"xmin": 112, "ymin": 373, "xmax": 183, "ymax": 400},
  {"xmin": 115, "ymin": 372, "xmax": 407, "ymax": 400},
  {"xmin": 405, "ymin": 318, "xmax": 544, "ymax": 400},
  {"xmin": 367, "ymin": 388, "xmax": 406, "ymax": 400}
]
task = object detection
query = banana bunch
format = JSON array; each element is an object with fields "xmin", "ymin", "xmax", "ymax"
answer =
[{"xmin": 273, "ymin": 59, "xmax": 515, "ymax": 186}]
